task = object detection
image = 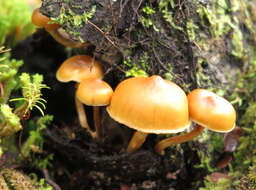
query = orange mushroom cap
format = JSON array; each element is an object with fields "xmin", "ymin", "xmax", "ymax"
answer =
[
  {"xmin": 76, "ymin": 78, "xmax": 113, "ymax": 106},
  {"xmin": 107, "ymin": 75, "xmax": 190, "ymax": 134},
  {"xmin": 187, "ymin": 89, "xmax": 236, "ymax": 132},
  {"xmin": 32, "ymin": 8, "xmax": 60, "ymax": 30},
  {"xmin": 56, "ymin": 55, "xmax": 104, "ymax": 83}
]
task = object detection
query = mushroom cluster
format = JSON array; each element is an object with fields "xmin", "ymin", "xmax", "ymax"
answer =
[
  {"xmin": 31, "ymin": 8, "xmax": 114, "ymax": 140},
  {"xmin": 31, "ymin": 8, "xmax": 90, "ymax": 48},
  {"xmin": 106, "ymin": 75, "xmax": 236, "ymax": 155},
  {"xmin": 31, "ymin": 7, "xmax": 236, "ymax": 155},
  {"xmin": 155, "ymin": 88, "xmax": 236, "ymax": 154},
  {"xmin": 56, "ymin": 55, "xmax": 113, "ymax": 139}
]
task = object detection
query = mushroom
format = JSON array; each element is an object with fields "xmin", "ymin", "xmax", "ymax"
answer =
[
  {"xmin": 106, "ymin": 75, "xmax": 190, "ymax": 153},
  {"xmin": 76, "ymin": 78, "xmax": 113, "ymax": 139},
  {"xmin": 31, "ymin": 8, "xmax": 90, "ymax": 48},
  {"xmin": 154, "ymin": 88, "xmax": 236, "ymax": 155},
  {"xmin": 56, "ymin": 55, "xmax": 104, "ymax": 139},
  {"xmin": 56, "ymin": 55, "xmax": 103, "ymax": 83},
  {"xmin": 31, "ymin": 8, "xmax": 60, "ymax": 30}
]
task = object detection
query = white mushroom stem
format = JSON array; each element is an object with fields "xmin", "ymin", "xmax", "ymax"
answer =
[
  {"xmin": 75, "ymin": 96, "xmax": 97, "ymax": 139},
  {"xmin": 154, "ymin": 124, "xmax": 204, "ymax": 155},
  {"xmin": 127, "ymin": 131, "xmax": 148, "ymax": 154},
  {"xmin": 93, "ymin": 106, "xmax": 102, "ymax": 139}
]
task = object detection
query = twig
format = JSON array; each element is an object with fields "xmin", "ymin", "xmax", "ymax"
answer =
[
  {"xmin": 0, "ymin": 46, "xmax": 10, "ymax": 53},
  {"xmin": 152, "ymin": 47, "xmax": 170, "ymax": 72},
  {"xmin": 87, "ymin": 20, "xmax": 118, "ymax": 49},
  {"xmin": 118, "ymin": 0, "xmax": 123, "ymax": 22},
  {"xmin": 18, "ymin": 129, "xmax": 24, "ymax": 153},
  {"xmin": 42, "ymin": 168, "xmax": 62, "ymax": 190},
  {"xmin": 127, "ymin": 0, "xmax": 144, "ymax": 46},
  {"xmin": 109, "ymin": 0, "xmax": 117, "ymax": 35},
  {"xmin": 18, "ymin": 110, "xmax": 31, "ymax": 159}
]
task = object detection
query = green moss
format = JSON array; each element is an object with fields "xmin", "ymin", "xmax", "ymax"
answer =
[
  {"xmin": 231, "ymin": 25, "xmax": 244, "ymax": 59},
  {"xmin": 0, "ymin": 0, "xmax": 35, "ymax": 46},
  {"xmin": 195, "ymin": 130, "xmax": 223, "ymax": 173},
  {"xmin": 195, "ymin": 57, "xmax": 212, "ymax": 88},
  {"xmin": 0, "ymin": 169, "xmax": 54, "ymax": 190},
  {"xmin": 187, "ymin": 19, "xmax": 198, "ymax": 41},
  {"xmin": 54, "ymin": 6, "xmax": 96, "ymax": 27},
  {"xmin": 124, "ymin": 53, "xmax": 150, "ymax": 77},
  {"xmin": 0, "ymin": 104, "xmax": 22, "ymax": 137},
  {"xmin": 1, "ymin": 169, "xmax": 35, "ymax": 190},
  {"xmin": 232, "ymin": 102, "xmax": 256, "ymax": 171},
  {"xmin": 10, "ymin": 73, "xmax": 49, "ymax": 116},
  {"xmin": 142, "ymin": 6, "xmax": 156, "ymax": 15},
  {"xmin": 21, "ymin": 115, "xmax": 53, "ymax": 159},
  {"xmin": 52, "ymin": 5, "xmax": 96, "ymax": 40},
  {"xmin": 200, "ymin": 177, "xmax": 231, "ymax": 190},
  {"xmin": 0, "ymin": 52, "xmax": 23, "ymax": 104},
  {"xmin": 163, "ymin": 65, "xmax": 174, "ymax": 81},
  {"xmin": 140, "ymin": 5, "xmax": 159, "ymax": 31},
  {"xmin": 196, "ymin": 0, "xmax": 233, "ymax": 37},
  {"xmin": 158, "ymin": 0, "xmax": 183, "ymax": 31}
]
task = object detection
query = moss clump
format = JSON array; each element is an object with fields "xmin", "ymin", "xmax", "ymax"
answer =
[
  {"xmin": 0, "ymin": 169, "xmax": 53, "ymax": 190},
  {"xmin": 1, "ymin": 169, "xmax": 35, "ymax": 190},
  {"xmin": 0, "ymin": 52, "xmax": 23, "ymax": 104},
  {"xmin": 199, "ymin": 177, "xmax": 231, "ymax": 190},
  {"xmin": 21, "ymin": 115, "xmax": 53, "ymax": 160},
  {"xmin": 123, "ymin": 53, "xmax": 151, "ymax": 77},
  {"xmin": 232, "ymin": 103, "xmax": 256, "ymax": 171},
  {"xmin": 0, "ymin": 104, "xmax": 22, "ymax": 137},
  {"xmin": 51, "ymin": 5, "xmax": 96, "ymax": 41},
  {"xmin": 158, "ymin": 0, "xmax": 183, "ymax": 31},
  {"xmin": 196, "ymin": 0, "xmax": 233, "ymax": 38},
  {"xmin": 140, "ymin": 5, "xmax": 159, "ymax": 32},
  {"xmin": 231, "ymin": 25, "xmax": 244, "ymax": 59},
  {"xmin": 0, "ymin": 0, "xmax": 35, "ymax": 46}
]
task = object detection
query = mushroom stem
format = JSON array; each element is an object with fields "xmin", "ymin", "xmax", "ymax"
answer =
[
  {"xmin": 46, "ymin": 29, "xmax": 90, "ymax": 48},
  {"xmin": 127, "ymin": 131, "xmax": 148, "ymax": 154},
  {"xmin": 154, "ymin": 124, "xmax": 204, "ymax": 155},
  {"xmin": 75, "ymin": 96, "xmax": 97, "ymax": 138},
  {"xmin": 93, "ymin": 106, "xmax": 102, "ymax": 139}
]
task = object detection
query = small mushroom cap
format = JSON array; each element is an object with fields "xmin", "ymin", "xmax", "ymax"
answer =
[
  {"xmin": 187, "ymin": 89, "xmax": 236, "ymax": 133},
  {"xmin": 76, "ymin": 79, "xmax": 113, "ymax": 106},
  {"xmin": 56, "ymin": 55, "xmax": 104, "ymax": 83},
  {"xmin": 107, "ymin": 75, "xmax": 190, "ymax": 134},
  {"xmin": 31, "ymin": 8, "xmax": 60, "ymax": 30}
]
